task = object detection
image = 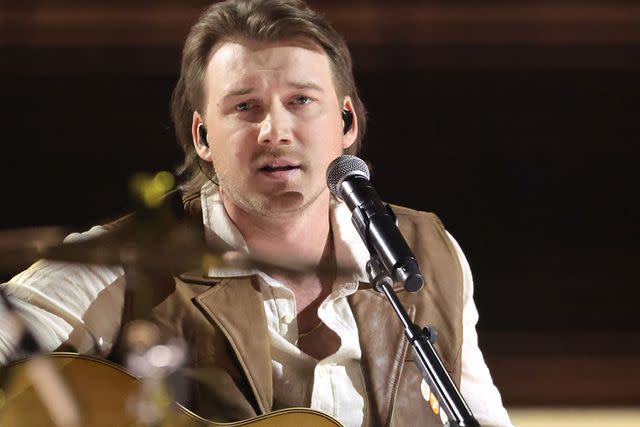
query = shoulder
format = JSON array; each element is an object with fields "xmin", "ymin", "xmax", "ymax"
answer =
[
  {"xmin": 388, "ymin": 203, "xmax": 448, "ymax": 242},
  {"xmin": 390, "ymin": 205, "xmax": 461, "ymax": 276},
  {"xmin": 389, "ymin": 204, "xmax": 443, "ymax": 225},
  {"xmin": 100, "ymin": 189, "xmax": 203, "ymax": 232}
]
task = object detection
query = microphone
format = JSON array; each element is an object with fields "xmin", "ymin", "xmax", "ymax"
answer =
[{"xmin": 327, "ymin": 155, "xmax": 424, "ymax": 292}]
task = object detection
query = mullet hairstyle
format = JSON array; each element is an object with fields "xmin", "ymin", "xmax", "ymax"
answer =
[{"xmin": 170, "ymin": 0, "xmax": 367, "ymax": 195}]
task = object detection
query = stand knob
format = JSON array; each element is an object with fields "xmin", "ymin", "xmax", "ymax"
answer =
[{"xmin": 423, "ymin": 326, "xmax": 437, "ymax": 344}]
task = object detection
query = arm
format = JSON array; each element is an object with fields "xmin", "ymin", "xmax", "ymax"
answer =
[
  {"xmin": 0, "ymin": 226, "xmax": 125, "ymax": 364},
  {"xmin": 446, "ymin": 231, "xmax": 514, "ymax": 427}
]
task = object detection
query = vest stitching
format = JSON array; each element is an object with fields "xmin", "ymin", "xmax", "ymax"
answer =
[{"xmin": 384, "ymin": 304, "xmax": 414, "ymax": 427}]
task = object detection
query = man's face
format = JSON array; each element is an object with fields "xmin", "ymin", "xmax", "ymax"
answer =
[{"xmin": 194, "ymin": 38, "xmax": 356, "ymax": 218}]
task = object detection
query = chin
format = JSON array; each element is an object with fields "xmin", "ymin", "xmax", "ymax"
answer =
[{"xmin": 220, "ymin": 175, "xmax": 329, "ymax": 217}]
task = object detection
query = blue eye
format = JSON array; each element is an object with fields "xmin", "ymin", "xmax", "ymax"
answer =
[
  {"xmin": 235, "ymin": 102, "xmax": 250, "ymax": 111},
  {"xmin": 293, "ymin": 96, "xmax": 311, "ymax": 105}
]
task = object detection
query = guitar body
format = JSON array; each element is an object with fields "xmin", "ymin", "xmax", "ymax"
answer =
[{"xmin": 0, "ymin": 353, "xmax": 343, "ymax": 427}]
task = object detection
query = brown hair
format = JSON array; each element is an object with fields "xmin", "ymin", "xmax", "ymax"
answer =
[{"xmin": 170, "ymin": 0, "xmax": 366, "ymax": 194}]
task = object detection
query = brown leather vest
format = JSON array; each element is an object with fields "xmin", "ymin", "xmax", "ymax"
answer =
[{"xmin": 125, "ymin": 195, "xmax": 464, "ymax": 427}]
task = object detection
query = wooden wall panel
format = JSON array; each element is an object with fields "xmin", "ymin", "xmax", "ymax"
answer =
[{"xmin": 3, "ymin": 1, "xmax": 640, "ymax": 47}]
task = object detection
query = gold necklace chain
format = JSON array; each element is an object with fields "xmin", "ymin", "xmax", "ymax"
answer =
[{"xmin": 298, "ymin": 319, "xmax": 324, "ymax": 338}]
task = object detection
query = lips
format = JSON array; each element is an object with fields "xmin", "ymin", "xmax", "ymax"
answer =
[
  {"xmin": 257, "ymin": 159, "xmax": 301, "ymax": 173},
  {"xmin": 260, "ymin": 164, "xmax": 299, "ymax": 172}
]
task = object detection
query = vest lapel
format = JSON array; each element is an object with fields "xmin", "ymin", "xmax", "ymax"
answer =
[
  {"xmin": 349, "ymin": 286, "xmax": 415, "ymax": 427},
  {"xmin": 193, "ymin": 276, "xmax": 273, "ymax": 414}
]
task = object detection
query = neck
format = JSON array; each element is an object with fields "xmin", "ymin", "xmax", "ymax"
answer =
[{"xmin": 221, "ymin": 190, "xmax": 332, "ymax": 268}]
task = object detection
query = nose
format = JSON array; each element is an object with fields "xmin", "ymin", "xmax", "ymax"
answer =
[{"xmin": 258, "ymin": 104, "xmax": 293, "ymax": 147}]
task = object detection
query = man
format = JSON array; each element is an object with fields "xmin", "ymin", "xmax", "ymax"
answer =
[{"xmin": 0, "ymin": 1, "xmax": 513, "ymax": 426}]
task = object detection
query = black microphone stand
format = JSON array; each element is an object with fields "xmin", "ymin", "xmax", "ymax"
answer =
[{"xmin": 365, "ymin": 257, "xmax": 480, "ymax": 427}]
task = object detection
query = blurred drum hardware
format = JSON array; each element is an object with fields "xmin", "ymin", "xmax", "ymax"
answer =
[
  {"xmin": 0, "ymin": 226, "xmax": 68, "ymax": 275},
  {"xmin": 0, "ymin": 172, "xmax": 356, "ymax": 426},
  {"xmin": 0, "ymin": 203, "xmax": 352, "ymax": 278}
]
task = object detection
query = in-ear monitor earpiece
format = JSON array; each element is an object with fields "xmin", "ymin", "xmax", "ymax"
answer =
[
  {"xmin": 342, "ymin": 110, "xmax": 353, "ymax": 135},
  {"xmin": 198, "ymin": 123, "xmax": 209, "ymax": 147}
]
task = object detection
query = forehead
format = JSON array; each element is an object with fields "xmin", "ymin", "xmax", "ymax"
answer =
[{"xmin": 204, "ymin": 38, "xmax": 336, "ymax": 97}]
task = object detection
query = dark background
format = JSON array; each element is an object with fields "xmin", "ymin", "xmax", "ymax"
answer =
[{"xmin": 2, "ymin": 0, "xmax": 639, "ymax": 406}]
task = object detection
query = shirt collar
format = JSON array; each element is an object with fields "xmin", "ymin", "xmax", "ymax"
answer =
[{"xmin": 199, "ymin": 181, "xmax": 370, "ymax": 283}]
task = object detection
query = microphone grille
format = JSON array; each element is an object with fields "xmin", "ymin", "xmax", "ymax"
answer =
[{"xmin": 326, "ymin": 155, "xmax": 370, "ymax": 196}]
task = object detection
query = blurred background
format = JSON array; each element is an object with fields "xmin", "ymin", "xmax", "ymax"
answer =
[{"xmin": 1, "ymin": 0, "xmax": 639, "ymax": 425}]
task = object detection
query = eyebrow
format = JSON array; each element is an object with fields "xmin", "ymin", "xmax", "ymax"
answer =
[
  {"xmin": 222, "ymin": 87, "xmax": 256, "ymax": 100},
  {"xmin": 221, "ymin": 80, "xmax": 324, "ymax": 100},
  {"xmin": 286, "ymin": 80, "xmax": 324, "ymax": 92}
]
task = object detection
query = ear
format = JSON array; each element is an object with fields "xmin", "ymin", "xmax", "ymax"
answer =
[
  {"xmin": 192, "ymin": 111, "xmax": 212, "ymax": 161},
  {"xmin": 341, "ymin": 97, "xmax": 358, "ymax": 150}
]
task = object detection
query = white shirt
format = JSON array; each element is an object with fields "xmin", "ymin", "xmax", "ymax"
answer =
[
  {"xmin": 0, "ymin": 182, "xmax": 513, "ymax": 426},
  {"xmin": 201, "ymin": 183, "xmax": 368, "ymax": 427}
]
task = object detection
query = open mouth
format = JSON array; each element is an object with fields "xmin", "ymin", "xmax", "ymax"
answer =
[{"xmin": 260, "ymin": 164, "xmax": 300, "ymax": 172}]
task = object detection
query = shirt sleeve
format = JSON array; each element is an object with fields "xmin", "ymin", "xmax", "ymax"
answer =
[
  {"xmin": 0, "ymin": 226, "xmax": 125, "ymax": 364},
  {"xmin": 446, "ymin": 231, "xmax": 514, "ymax": 427}
]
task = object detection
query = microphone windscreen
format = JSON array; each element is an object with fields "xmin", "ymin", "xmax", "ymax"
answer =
[{"xmin": 326, "ymin": 155, "xmax": 370, "ymax": 197}]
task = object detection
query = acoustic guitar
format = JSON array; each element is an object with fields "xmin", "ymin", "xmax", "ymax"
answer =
[{"xmin": 0, "ymin": 353, "xmax": 344, "ymax": 427}]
